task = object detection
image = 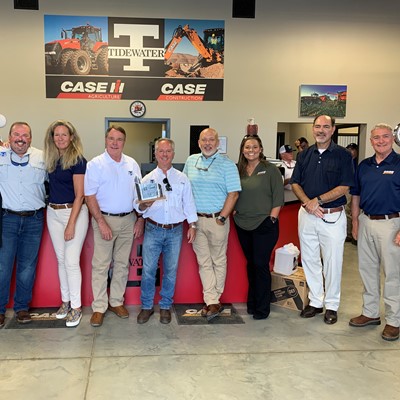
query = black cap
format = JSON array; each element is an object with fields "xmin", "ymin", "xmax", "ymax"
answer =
[
  {"xmin": 279, "ymin": 145, "xmax": 294, "ymax": 153},
  {"xmin": 346, "ymin": 143, "xmax": 358, "ymax": 150}
]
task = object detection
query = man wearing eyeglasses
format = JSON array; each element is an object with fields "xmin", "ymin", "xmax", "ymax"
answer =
[
  {"xmin": 291, "ymin": 115, "xmax": 354, "ymax": 325},
  {"xmin": 183, "ymin": 128, "xmax": 241, "ymax": 321},
  {"xmin": 349, "ymin": 124, "xmax": 400, "ymax": 341},
  {"xmin": 0, "ymin": 122, "xmax": 47, "ymax": 328},
  {"xmin": 85, "ymin": 125, "xmax": 144, "ymax": 327},
  {"xmin": 136, "ymin": 138, "xmax": 197, "ymax": 324}
]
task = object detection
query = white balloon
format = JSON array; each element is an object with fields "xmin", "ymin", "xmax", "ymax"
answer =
[{"xmin": 0, "ymin": 114, "xmax": 6, "ymax": 128}]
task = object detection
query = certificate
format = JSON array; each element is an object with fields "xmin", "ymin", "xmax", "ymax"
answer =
[{"xmin": 135, "ymin": 178, "xmax": 165, "ymax": 203}]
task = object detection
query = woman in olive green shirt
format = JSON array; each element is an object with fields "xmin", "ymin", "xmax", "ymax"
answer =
[{"xmin": 234, "ymin": 135, "xmax": 284, "ymax": 319}]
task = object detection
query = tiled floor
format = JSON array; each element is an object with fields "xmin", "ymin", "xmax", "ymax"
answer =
[{"xmin": 0, "ymin": 242, "xmax": 399, "ymax": 400}]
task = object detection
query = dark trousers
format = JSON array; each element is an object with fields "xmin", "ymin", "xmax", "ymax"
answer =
[{"xmin": 235, "ymin": 217, "xmax": 279, "ymax": 318}]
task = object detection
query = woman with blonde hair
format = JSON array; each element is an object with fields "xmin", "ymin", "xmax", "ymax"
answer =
[{"xmin": 44, "ymin": 120, "xmax": 88, "ymax": 327}]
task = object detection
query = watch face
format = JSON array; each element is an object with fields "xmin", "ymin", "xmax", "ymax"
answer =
[{"xmin": 130, "ymin": 101, "xmax": 146, "ymax": 118}]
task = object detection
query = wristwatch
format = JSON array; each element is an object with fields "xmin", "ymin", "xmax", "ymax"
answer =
[
  {"xmin": 317, "ymin": 196, "xmax": 324, "ymax": 205},
  {"xmin": 217, "ymin": 215, "xmax": 226, "ymax": 224},
  {"xmin": 270, "ymin": 216, "xmax": 278, "ymax": 224},
  {"xmin": 190, "ymin": 224, "xmax": 197, "ymax": 229}
]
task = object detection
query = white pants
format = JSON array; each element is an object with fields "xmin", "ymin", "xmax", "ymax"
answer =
[
  {"xmin": 298, "ymin": 206, "xmax": 346, "ymax": 311},
  {"xmin": 46, "ymin": 205, "xmax": 89, "ymax": 309}
]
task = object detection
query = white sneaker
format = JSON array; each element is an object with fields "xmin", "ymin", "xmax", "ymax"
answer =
[
  {"xmin": 56, "ymin": 302, "xmax": 70, "ymax": 319},
  {"xmin": 66, "ymin": 308, "xmax": 82, "ymax": 328}
]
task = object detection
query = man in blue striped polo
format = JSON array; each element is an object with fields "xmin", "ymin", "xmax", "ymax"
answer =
[{"xmin": 184, "ymin": 128, "xmax": 241, "ymax": 320}]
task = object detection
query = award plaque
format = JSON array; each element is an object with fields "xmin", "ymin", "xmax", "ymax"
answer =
[{"xmin": 135, "ymin": 177, "xmax": 165, "ymax": 203}]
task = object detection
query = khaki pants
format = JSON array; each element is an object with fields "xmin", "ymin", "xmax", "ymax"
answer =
[
  {"xmin": 91, "ymin": 213, "xmax": 136, "ymax": 313},
  {"xmin": 192, "ymin": 217, "xmax": 230, "ymax": 305},
  {"xmin": 358, "ymin": 213, "xmax": 400, "ymax": 327}
]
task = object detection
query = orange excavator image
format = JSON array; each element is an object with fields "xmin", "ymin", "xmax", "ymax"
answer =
[{"xmin": 164, "ymin": 24, "xmax": 224, "ymax": 75}]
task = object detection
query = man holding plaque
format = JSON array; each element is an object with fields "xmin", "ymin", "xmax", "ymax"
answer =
[
  {"xmin": 137, "ymin": 138, "xmax": 197, "ymax": 324},
  {"xmin": 84, "ymin": 125, "xmax": 144, "ymax": 327},
  {"xmin": 184, "ymin": 128, "xmax": 241, "ymax": 321}
]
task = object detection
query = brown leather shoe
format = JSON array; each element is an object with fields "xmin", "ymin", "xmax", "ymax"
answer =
[
  {"xmin": 381, "ymin": 324, "xmax": 400, "ymax": 341},
  {"xmin": 349, "ymin": 314, "xmax": 381, "ymax": 327},
  {"xmin": 200, "ymin": 304, "xmax": 209, "ymax": 317},
  {"xmin": 206, "ymin": 303, "xmax": 224, "ymax": 321},
  {"xmin": 160, "ymin": 309, "xmax": 171, "ymax": 324},
  {"xmin": 108, "ymin": 304, "xmax": 129, "ymax": 319},
  {"xmin": 90, "ymin": 312, "xmax": 105, "ymax": 327},
  {"xmin": 0, "ymin": 314, "xmax": 5, "ymax": 328},
  {"xmin": 137, "ymin": 308, "xmax": 154, "ymax": 324},
  {"xmin": 16, "ymin": 310, "xmax": 32, "ymax": 324},
  {"xmin": 300, "ymin": 305, "xmax": 323, "ymax": 318}
]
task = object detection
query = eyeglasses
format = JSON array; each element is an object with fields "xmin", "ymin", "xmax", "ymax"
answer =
[
  {"xmin": 195, "ymin": 156, "xmax": 216, "ymax": 171},
  {"xmin": 163, "ymin": 177, "xmax": 172, "ymax": 191},
  {"xmin": 10, "ymin": 153, "xmax": 29, "ymax": 167}
]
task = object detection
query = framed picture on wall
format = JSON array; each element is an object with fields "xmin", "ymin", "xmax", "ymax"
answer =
[
  {"xmin": 299, "ymin": 84, "xmax": 347, "ymax": 118},
  {"xmin": 218, "ymin": 136, "xmax": 227, "ymax": 154}
]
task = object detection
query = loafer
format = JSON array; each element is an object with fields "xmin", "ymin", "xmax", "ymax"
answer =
[
  {"xmin": 349, "ymin": 314, "xmax": 381, "ymax": 327},
  {"xmin": 90, "ymin": 312, "xmax": 105, "ymax": 327},
  {"xmin": 160, "ymin": 309, "xmax": 172, "ymax": 324},
  {"xmin": 381, "ymin": 324, "xmax": 400, "ymax": 341},
  {"xmin": 108, "ymin": 304, "xmax": 129, "ymax": 319},
  {"xmin": 200, "ymin": 304, "xmax": 209, "ymax": 317},
  {"xmin": 0, "ymin": 313, "xmax": 5, "ymax": 328},
  {"xmin": 324, "ymin": 309, "xmax": 338, "ymax": 325},
  {"xmin": 253, "ymin": 313, "xmax": 269, "ymax": 320},
  {"xmin": 16, "ymin": 310, "xmax": 32, "ymax": 324},
  {"xmin": 206, "ymin": 303, "xmax": 224, "ymax": 321},
  {"xmin": 137, "ymin": 308, "xmax": 154, "ymax": 324},
  {"xmin": 300, "ymin": 305, "xmax": 323, "ymax": 318}
]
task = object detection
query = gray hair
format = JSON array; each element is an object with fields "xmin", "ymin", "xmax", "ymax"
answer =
[{"xmin": 154, "ymin": 137, "xmax": 175, "ymax": 151}]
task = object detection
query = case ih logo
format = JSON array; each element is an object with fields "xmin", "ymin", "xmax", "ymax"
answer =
[{"xmin": 57, "ymin": 79, "xmax": 125, "ymax": 99}]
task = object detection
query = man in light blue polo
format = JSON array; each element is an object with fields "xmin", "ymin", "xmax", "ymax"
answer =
[
  {"xmin": 0, "ymin": 122, "xmax": 47, "ymax": 327},
  {"xmin": 184, "ymin": 128, "xmax": 241, "ymax": 320}
]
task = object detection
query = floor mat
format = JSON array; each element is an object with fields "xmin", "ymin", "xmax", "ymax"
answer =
[
  {"xmin": 4, "ymin": 308, "xmax": 67, "ymax": 329},
  {"xmin": 173, "ymin": 303, "xmax": 244, "ymax": 325}
]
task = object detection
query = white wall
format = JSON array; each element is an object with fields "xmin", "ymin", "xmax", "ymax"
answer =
[{"xmin": 1, "ymin": 0, "xmax": 400, "ymax": 163}]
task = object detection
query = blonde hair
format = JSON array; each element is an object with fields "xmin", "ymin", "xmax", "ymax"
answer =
[{"xmin": 44, "ymin": 120, "xmax": 84, "ymax": 172}]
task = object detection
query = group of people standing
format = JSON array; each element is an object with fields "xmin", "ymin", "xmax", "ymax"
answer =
[{"xmin": 0, "ymin": 116, "xmax": 399, "ymax": 342}]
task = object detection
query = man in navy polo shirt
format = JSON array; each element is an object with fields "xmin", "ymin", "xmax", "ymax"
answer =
[
  {"xmin": 291, "ymin": 115, "xmax": 354, "ymax": 325},
  {"xmin": 349, "ymin": 123, "xmax": 400, "ymax": 341}
]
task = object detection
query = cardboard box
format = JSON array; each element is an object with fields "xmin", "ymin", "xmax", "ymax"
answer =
[{"xmin": 271, "ymin": 267, "xmax": 309, "ymax": 311}]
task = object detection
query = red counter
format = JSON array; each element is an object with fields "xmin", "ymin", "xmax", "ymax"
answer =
[{"xmin": 7, "ymin": 202, "xmax": 300, "ymax": 308}]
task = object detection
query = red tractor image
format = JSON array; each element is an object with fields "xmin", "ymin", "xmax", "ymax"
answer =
[{"xmin": 45, "ymin": 24, "xmax": 108, "ymax": 75}]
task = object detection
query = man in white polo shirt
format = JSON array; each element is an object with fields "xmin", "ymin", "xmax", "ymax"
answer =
[{"xmin": 84, "ymin": 125, "xmax": 144, "ymax": 327}]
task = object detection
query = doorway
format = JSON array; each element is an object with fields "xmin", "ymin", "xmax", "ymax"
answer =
[{"xmin": 105, "ymin": 117, "xmax": 170, "ymax": 167}]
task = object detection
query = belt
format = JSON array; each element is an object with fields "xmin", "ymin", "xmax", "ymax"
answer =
[
  {"xmin": 101, "ymin": 210, "xmax": 133, "ymax": 217},
  {"xmin": 197, "ymin": 212, "xmax": 221, "ymax": 218},
  {"xmin": 322, "ymin": 206, "xmax": 344, "ymax": 214},
  {"xmin": 49, "ymin": 203, "xmax": 74, "ymax": 210},
  {"xmin": 3, "ymin": 208, "xmax": 44, "ymax": 217},
  {"xmin": 146, "ymin": 218, "xmax": 182, "ymax": 230},
  {"xmin": 365, "ymin": 212, "xmax": 400, "ymax": 220}
]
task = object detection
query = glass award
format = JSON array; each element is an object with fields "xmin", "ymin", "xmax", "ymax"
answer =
[{"xmin": 135, "ymin": 177, "xmax": 165, "ymax": 203}]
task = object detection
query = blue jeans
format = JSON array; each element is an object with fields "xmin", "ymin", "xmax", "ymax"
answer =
[
  {"xmin": 0, "ymin": 209, "xmax": 44, "ymax": 314},
  {"xmin": 141, "ymin": 221, "xmax": 183, "ymax": 310}
]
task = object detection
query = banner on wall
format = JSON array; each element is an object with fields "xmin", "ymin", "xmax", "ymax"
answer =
[{"xmin": 44, "ymin": 15, "xmax": 224, "ymax": 101}]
